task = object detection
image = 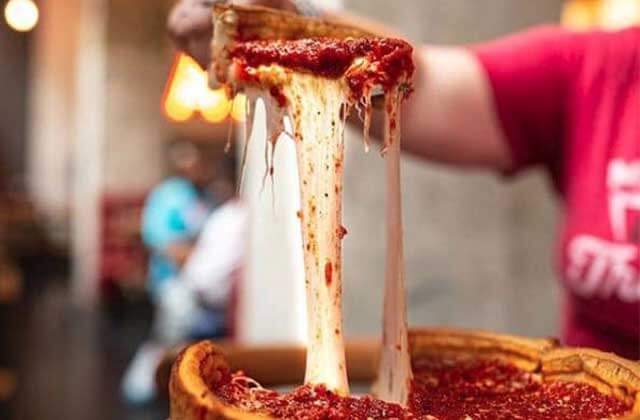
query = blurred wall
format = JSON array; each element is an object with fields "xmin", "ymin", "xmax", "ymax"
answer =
[
  {"xmin": 28, "ymin": 0, "xmax": 80, "ymax": 226},
  {"xmin": 104, "ymin": 0, "xmax": 172, "ymax": 192},
  {"xmin": 341, "ymin": 0, "xmax": 564, "ymax": 338},
  {"xmin": 0, "ymin": 19, "xmax": 28, "ymax": 180}
]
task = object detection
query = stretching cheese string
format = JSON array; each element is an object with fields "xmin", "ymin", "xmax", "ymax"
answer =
[{"xmin": 239, "ymin": 66, "xmax": 412, "ymax": 402}]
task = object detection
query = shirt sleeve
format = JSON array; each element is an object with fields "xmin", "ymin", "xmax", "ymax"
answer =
[
  {"xmin": 181, "ymin": 201, "xmax": 248, "ymax": 307},
  {"xmin": 141, "ymin": 180, "xmax": 202, "ymax": 252},
  {"xmin": 473, "ymin": 26, "xmax": 589, "ymax": 174}
]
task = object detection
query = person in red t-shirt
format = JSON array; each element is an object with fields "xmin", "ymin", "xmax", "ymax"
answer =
[{"xmin": 168, "ymin": 0, "xmax": 640, "ymax": 359}]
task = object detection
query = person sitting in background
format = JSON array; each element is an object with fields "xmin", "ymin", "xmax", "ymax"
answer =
[
  {"xmin": 179, "ymin": 157, "xmax": 247, "ymax": 338},
  {"xmin": 122, "ymin": 141, "xmax": 223, "ymax": 405}
]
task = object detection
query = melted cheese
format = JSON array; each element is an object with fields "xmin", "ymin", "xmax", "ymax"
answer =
[
  {"xmin": 285, "ymin": 74, "xmax": 350, "ymax": 394},
  {"xmin": 239, "ymin": 64, "xmax": 411, "ymax": 401},
  {"xmin": 372, "ymin": 87, "xmax": 413, "ymax": 405}
]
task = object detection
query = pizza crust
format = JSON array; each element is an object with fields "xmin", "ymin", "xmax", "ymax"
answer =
[
  {"xmin": 408, "ymin": 327, "xmax": 557, "ymax": 372},
  {"xmin": 170, "ymin": 328, "xmax": 640, "ymax": 419},
  {"xmin": 541, "ymin": 347, "xmax": 640, "ymax": 411},
  {"xmin": 169, "ymin": 341, "xmax": 266, "ymax": 420},
  {"xmin": 210, "ymin": 4, "xmax": 372, "ymax": 89}
]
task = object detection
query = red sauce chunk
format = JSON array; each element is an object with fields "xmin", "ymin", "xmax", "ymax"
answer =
[
  {"xmin": 230, "ymin": 37, "xmax": 414, "ymax": 97},
  {"xmin": 214, "ymin": 358, "xmax": 632, "ymax": 420},
  {"xmin": 324, "ymin": 261, "xmax": 333, "ymax": 287}
]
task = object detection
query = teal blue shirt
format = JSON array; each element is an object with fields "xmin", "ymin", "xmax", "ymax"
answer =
[{"xmin": 142, "ymin": 177, "xmax": 215, "ymax": 296}]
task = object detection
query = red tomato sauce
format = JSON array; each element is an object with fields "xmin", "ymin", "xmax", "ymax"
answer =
[
  {"xmin": 230, "ymin": 37, "xmax": 414, "ymax": 99},
  {"xmin": 214, "ymin": 358, "xmax": 632, "ymax": 420},
  {"xmin": 409, "ymin": 357, "xmax": 632, "ymax": 420}
]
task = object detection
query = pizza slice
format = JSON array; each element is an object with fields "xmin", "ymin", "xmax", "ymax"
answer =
[{"xmin": 209, "ymin": 4, "xmax": 414, "ymax": 402}]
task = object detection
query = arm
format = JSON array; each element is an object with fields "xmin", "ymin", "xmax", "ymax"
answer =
[
  {"xmin": 308, "ymin": 7, "xmax": 511, "ymax": 169},
  {"xmin": 372, "ymin": 46, "xmax": 512, "ymax": 170},
  {"xmin": 181, "ymin": 201, "xmax": 247, "ymax": 307},
  {"xmin": 165, "ymin": 241, "xmax": 195, "ymax": 268},
  {"xmin": 141, "ymin": 180, "xmax": 207, "ymax": 269},
  {"xmin": 168, "ymin": 1, "xmax": 577, "ymax": 173}
]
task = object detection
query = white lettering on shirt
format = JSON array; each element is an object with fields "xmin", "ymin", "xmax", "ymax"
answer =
[{"xmin": 565, "ymin": 159, "xmax": 640, "ymax": 303}]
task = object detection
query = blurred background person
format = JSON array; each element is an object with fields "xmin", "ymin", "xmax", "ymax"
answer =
[
  {"xmin": 122, "ymin": 141, "xmax": 222, "ymax": 405},
  {"xmin": 178, "ymin": 156, "xmax": 247, "ymax": 335}
]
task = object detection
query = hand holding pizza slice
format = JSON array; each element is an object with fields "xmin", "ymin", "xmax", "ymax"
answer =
[
  {"xmin": 168, "ymin": 5, "xmax": 640, "ymax": 420},
  {"xmin": 209, "ymin": 3, "xmax": 415, "ymax": 403}
]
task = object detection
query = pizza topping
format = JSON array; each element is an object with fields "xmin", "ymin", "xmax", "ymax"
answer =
[
  {"xmin": 215, "ymin": 357, "xmax": 632, "ymax": 420},
  {"xmin": 409, "ymin": 358, "xmax": 632, "ymax": 420},
  {"xmin": 230, "ymin": 37, "xmax": 414, "ymax": 95},
  {"xmin": 217, "ymin": 373, "xmax": 411, "ymax": 420}
]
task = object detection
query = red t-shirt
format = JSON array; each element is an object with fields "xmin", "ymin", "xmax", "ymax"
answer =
[{"xmin": 475, "ymin": 26, "xmax": 640, "ymax": 359}]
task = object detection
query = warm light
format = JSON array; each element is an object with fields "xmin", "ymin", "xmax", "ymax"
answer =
[
  {"xmin": 163, "ymin": 53, "xmax": 245, "ymax": 124},
  {"xmin": 4, "ymin": 0, "xmax": 38, "ymax": 32},
  {"xmin": 601, "ymin": 0, "xmax": 640, "ymax": 28},
  {"xmin": 200, "ymin": 88, "xmax": 231, "ymax": 123},
  {"xmin": 563, "ymin": 0, "xmax": 640, "ymax": 29},
  {"xmin": 231, "ymin": 94, "xmax": 247, "ymax": 123},
  {"xmin": 563, "ymin": 0, "xmax": 602, "ymax": 29}
]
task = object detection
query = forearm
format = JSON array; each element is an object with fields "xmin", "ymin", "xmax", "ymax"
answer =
[
  {"xmin": 316, "ymin": 7, "xmax": 512, "ymax": 170},
  {"xmin": 167, "ymin": 0, "xmax": 511, "ymax": 170},
  {"xmin": 399, "ymin": 46, "xmax": 511, "ymax": 170},
  {"xmin": 349, "ymin": 45, "xmax": 511, "ymax": 171},
  {"xmin": 166, "ymin": 242, "xmax": 195, "ymax": 268}
]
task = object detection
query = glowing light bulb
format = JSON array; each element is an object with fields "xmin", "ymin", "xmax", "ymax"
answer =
[
  {"xmin": 4, "ymin": 0, "xmax": 38, "ymax": 32},
  {"xmin": 601, "ymin": 0, "xmax": 640, "ymax": 28},
  {"xmin": 562, "ymin": 0, "xmax": 600, "ymax": 29},
  {"xmin": 200, "ymin": 88, "xmax": 231, "ymax": 123},
  {"xmin": 163, "ymin": 53, "xmax": 232, "ymax": 123},
  {"xmin": 231, "ymin": 94, "xmax": 247, "ymax": 122},
  {"xmin": 165, "ymin": 82, "xmax": 196, "ymax": 122}
]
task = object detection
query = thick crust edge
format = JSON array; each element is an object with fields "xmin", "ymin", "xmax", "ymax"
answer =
[
  {"xmin": 169, "ymin": 341, "xmax": 268, "ymax": 420},
  {"xmin": 541, "ymin": 347, "xmax": 640, "ymax": 412},
  {"xmin": 408, "ymin": 327, "xmax": 557, "ymax": 372}
]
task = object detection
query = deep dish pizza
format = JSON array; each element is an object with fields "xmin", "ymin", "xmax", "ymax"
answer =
[
  {"xmin": 169, "ymin": 4, "xmax": 640, "ymax": 420},
  {"xmin": 209, "ymin": 3, "xmax": 414, "ymax": 403},
  {"xmin": 170, "ymin": 328, "xmax": 640, "ymax": 420}
]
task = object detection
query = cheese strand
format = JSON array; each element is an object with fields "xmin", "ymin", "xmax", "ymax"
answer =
[
  {"xmin": 373, "ymin": 86, "xmax": 413, "ymax": 405},
  {"xmin": 286, "ymin": 74, "xmax": 350, "ymax": 395}
]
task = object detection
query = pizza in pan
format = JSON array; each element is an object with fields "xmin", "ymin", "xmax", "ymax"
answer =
[
  {"xmin": 170, "ymin": 328, "xmax": 640, "ymax": 420},
  {"xmin": 169, "ymin": 4, "xmax": 640, "ymax": 420},
  {"xmin": 209, "ymin": 3, "xmax": 415, "ymax": 403}
]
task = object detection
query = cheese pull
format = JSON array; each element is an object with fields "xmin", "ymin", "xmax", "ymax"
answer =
[{"xmin": 209, "ymin": 3, "xmax": 416, "ymax": 400}]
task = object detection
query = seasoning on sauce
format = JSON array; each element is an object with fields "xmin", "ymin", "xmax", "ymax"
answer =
[
  {"xmin": 231, "ymin": 37, "xmax": 415, "ymax": 100},
  {"xmin": 409, "ymin": 358, "xmax": 632, "ymax": 420},
  {"xmin": 214, "ymin": 359, "xmax": 632, "ymax": 420}
]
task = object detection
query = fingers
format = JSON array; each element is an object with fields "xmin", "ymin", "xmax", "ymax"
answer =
[
  {"xmin": 168, "ymin": 0, "xmax": 215, "ymax": 68},
  {"xmin": 188, "ymin": 36, "xmax": 213, "ymax": 70},
  {"xmin": 168, "ymin": 0, "xmax": 213, "ymax": 38},
  {"xmin": 167, "ymin": 0, "xmax": 297, "ymax": 69}
]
